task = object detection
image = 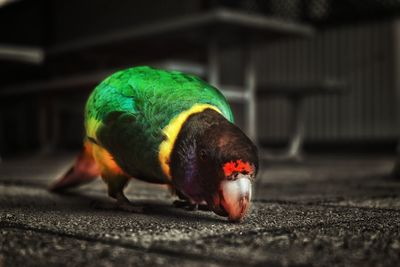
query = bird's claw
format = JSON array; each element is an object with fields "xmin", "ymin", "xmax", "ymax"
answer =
[
  {"xmin": 90, "ymin": 200, "xmax": 144, "ymax": 213},
  {"xmin": 116, "ymin": 202, "xmax": 144, "ymax": 213},
  {"xmin": 173, "ymin": 200, "xmax": 210, "ymax": 211},
  {"xmin": 173, "ymin": 200, "xmax": 198, "ymax": 210},
  {"xmin": 113, "ymin": 192, "xmax": 144, "ymax": 213}
]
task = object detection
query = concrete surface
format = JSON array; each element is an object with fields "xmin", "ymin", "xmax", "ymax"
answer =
[{"xmin": 1, "ymin": 153, "xmax": 400, "ymax": 266}]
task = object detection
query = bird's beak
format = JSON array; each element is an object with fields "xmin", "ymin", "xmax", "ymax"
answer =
[{"xmin": 214, "ymin": 173, "xmax": 252, "ymax": 222}]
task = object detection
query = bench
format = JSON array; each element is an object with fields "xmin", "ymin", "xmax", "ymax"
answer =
[
  {"xmin": 257, "ymin": 79, "xmax": 346, "ymax": 160},
  {"xmin": 0, "ymin": 8, "xmax": 314, "ymax": 157}
]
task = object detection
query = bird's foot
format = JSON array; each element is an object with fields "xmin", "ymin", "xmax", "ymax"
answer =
[
  {"xmin": 173, "ymin": 200, "xmax": 198, "ymax": 211},
  {"xmin": 90, "ymin": 199, "xmax": 143, "ymax": 213},
  {"xmin": 116, "ymin": 201, "xmax": 144, "ymax": 213},
  {"xmin": 114, "ymin": 192, "xmax": 144, "ymax": 213},
  {"xmin": 173, "ymin": 200, "xmax": 209, "ymax": 211}
]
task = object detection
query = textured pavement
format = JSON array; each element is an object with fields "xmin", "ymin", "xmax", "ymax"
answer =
[{"xmin": 1, "ymin": 153, "xmax": 400, "ymax": 266}]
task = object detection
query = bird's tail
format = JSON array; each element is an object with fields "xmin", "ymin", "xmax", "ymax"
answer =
[{"xmin": 49, "ymin": 141, "xmax": 100, "ymax": 192}]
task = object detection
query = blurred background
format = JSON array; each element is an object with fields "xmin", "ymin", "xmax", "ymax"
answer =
[
  {"xmin": 3, "ymin": 3, "xmax": 400, "ymax": 265},
  {"xmin": 1, "ymin": 0, "xmax": 400, "ymax": 161}
]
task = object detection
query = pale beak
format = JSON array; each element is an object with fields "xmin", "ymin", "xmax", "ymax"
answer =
[{"xmin": 219, "ymin": 174, "xmax": 252, "ymax": 222}]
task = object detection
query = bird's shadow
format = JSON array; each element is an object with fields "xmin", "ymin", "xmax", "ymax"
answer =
[{"xmin": 48, "ymin": 190, "xmax": 228, "ymax": 224}]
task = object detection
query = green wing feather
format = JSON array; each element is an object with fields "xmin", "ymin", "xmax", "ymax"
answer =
[{"xmin": 85, "ymin": 66, "xmax": 234, "ymax": 181}]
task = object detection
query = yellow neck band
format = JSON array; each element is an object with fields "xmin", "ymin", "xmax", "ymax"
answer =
[{"xmin": 158, "ymin": 104, "xmax": 222, "ymax": 180}]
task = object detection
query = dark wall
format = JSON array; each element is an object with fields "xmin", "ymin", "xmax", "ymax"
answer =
[
  {"xmin": 48, "ymin": 0, "xmax": 203, "ymax": 44},
  {"xmin": 0, "ymin": 0, "xmax": 205, "ymax": 46},
  {"xmin": 0, "ymin": 0, "xmax": 46, "ymax": 46},
  {"xmin": 1, "ymin": 0, "xmax": 400, "ymax": 157}
]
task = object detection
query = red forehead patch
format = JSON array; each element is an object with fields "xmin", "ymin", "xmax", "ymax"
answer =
[{"xmin": 223, "ymin": 160, "xmax": 252, "ymax": 177}]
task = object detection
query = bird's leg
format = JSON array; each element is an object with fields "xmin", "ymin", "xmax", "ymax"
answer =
[
  {"xmin": 90, "ymin": 144, "xmax": 143, "ymax": 213},
  {"xmin": 172, "ymin": 190, "xmax": 209, "ymax": 211},
  {"xmin": 113, "ymin": 190, "xmax": 144, "ymax": 213},
  {"xmin": 173, "ymin": 200, "xmax": 199, "ymax": 211},
  {"xmin": 104, "ymin": 174, "xmax": 143, "ymax": 213}
]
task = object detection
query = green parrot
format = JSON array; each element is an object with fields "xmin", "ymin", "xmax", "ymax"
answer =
[{"xmin": 50, "ymin": 66, "xmax": 258, "ymax": 222}]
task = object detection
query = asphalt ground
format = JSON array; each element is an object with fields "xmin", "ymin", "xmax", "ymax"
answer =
[{"xmin": 0, "ymin": 153, "xmax": 399, "ymax": 267}]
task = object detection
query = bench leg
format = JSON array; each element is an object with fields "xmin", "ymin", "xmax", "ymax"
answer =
[
  {"xmin": 0, "ymin": 107, "xmax": 3, "ymax": 162},
  {"xmin": 392, "ymin": 140, "xmax": 400, "ymax": 178},
  {"xmin": 392, "ymin": 159, "xmax": 400, "ymax": 178},
  {"xmin": 207, "ymin": 40, "xmax": 258, "ymax": 143},
  {"xmin": 38, "ymin": 100, "xmax": 48, "ymax": 153},
  {"xmin": 244, "ymin": 45, "xmax": 257, "ymax": 143},
  {"xmin": 50, "ymin": 100, "xmax": 60, "ymax": 151},
  {"xmin": 208, "ymin": 39, "xmax": 220, "ymax": 87},
  {"xmin": 37, "ymin": 97, "xmax": 55, "ymax": 155},
  {"xmin": 287, "ymin": 97, "xmax": 305, "ymax": 160}
]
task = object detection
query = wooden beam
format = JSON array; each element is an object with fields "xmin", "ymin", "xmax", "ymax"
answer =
[{"xmin": 0, "ymin": 44, "xmax": 44, "ymax": 64}]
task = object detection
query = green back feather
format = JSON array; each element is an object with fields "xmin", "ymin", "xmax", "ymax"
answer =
[{"xmin": 85, "ymin": 66, "xmax": 234, "ymax": 181}]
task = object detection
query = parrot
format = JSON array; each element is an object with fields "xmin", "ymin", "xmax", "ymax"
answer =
[{"xmin": 49, "ymin": 66, "xmax": 258, "ymax": 222}]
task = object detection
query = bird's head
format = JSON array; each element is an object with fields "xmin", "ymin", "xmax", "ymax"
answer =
[
  {"xmin": 170, "ymin": 109, "xmax": 258, "ymax": 222},
  {"xmin": 195, "ymin": 124, "xmax": 258, "ymax": 222}
]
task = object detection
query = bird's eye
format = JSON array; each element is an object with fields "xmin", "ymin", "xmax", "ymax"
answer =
[{"xmin": 199, "ymin": 149, "xmax": 207, "ymax": 161}]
